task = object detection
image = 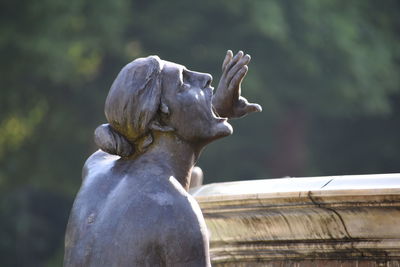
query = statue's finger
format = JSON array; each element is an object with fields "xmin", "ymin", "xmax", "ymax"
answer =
[
  {"xmin": 227, "ymin": 54, "xmax": 250, "ymax": 84},
  {"xmin": 225, "ymin": 50, "xmax": 244, "ymax": 73},
  {"xmin": 233, "ymin": 98, "xmax": 262, "ymax": 118},
  {"xmin": 245, "ymin": 103, "xmax": 262, "ymax": 113},
  {"xmin": 229, "ymin": 65, "xmax": 248, "ymax": 93},
  {"xmin": 222, "ymin": 50, "xmax": 233, "ymax": 71}
]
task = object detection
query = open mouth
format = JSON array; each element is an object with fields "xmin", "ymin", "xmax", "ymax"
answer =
[
  {"xmin": 205, "ymin": 86, "xmax": 227, "ymax": 122},
  {"xmin": 210, "ymin": 99, "xmax": 228, "ymax": 122},
  {"xmin": 211, "ymin": 105, "xmax": 227, "ymax": 122}
]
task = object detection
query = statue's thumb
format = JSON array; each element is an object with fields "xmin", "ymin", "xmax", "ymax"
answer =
[{"xmin": 246, "ymin": 103, "xmax": 262, "ymax": 113}]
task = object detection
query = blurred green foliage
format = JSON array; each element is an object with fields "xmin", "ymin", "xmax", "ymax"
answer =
[{"xmin": 0, "ymin": 0, "xmax": 399, "ymax": 265}]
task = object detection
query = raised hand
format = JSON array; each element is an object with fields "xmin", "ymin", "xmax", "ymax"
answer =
[{"xmin": 212, "ymin": 50, "xmax": 262, "ymax": 119}]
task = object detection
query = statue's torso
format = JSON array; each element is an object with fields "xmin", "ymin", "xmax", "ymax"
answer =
[{"xmin": 64, "ymin": 151, "xmax": 210, "ymax": 267}]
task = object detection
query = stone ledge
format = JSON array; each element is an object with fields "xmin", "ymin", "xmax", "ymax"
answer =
[{"xmin": 191, "ymin": 174, "xmax": 400, "ymax": 266}]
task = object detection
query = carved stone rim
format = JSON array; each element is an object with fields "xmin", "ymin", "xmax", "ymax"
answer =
[{"xmin": 191, "ymin": 174, "xmax": 400, "ymax": 264}]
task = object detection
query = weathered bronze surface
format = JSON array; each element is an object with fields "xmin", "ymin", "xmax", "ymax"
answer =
[{"xmin": 64, "ymin": 51, "xmax": 261, "ymax": 266}]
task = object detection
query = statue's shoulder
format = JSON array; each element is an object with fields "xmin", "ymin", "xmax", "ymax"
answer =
[
  {"xmin": 75, "ymin": 150, "xmax": 123, "ymax": 210},
  {"xmin": 142, "ymin": 177, "xmax": 207, "ymax": 232},
  {"xmin": 82, "ymin": 150, "xmax": 119, "ymax": 181}
]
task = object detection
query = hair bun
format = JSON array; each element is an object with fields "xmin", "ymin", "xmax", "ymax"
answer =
[{"xmin": 94, "ymin": 124, "xmax": 134, "ymax": 157}]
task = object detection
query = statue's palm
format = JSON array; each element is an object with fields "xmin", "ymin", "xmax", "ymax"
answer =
[{"xmin": 212, "ymin": 50, "xmax": 262, "ymax": 119}]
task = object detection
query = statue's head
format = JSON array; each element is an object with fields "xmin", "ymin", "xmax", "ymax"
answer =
[{"xmin": 95, "ymin": 56, "xmax": 232, "ymax": 157}]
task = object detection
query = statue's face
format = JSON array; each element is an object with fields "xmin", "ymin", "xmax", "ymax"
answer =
[{"xmin": 161, "ymin": 61, "xmax": 233, "ymax": 144}]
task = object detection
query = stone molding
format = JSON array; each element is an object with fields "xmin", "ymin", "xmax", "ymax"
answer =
[{"xmin": 191, "ymin": 174, "xmax": 400, "ymax": 266}]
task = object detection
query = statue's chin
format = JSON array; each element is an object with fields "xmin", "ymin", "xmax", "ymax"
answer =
[{"xmin": 186, "ymin": 120, "xmax": 233, "ymax": 147}]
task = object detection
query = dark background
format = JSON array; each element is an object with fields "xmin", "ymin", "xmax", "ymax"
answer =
[{"xmin": 1, "ymin": 0, "xmax": 399, "ymax": 266}]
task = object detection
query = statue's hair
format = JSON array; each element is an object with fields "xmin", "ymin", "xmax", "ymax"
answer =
[{"xmin": 94, "ymin": 56, "xmax": 164, "ymax": 157}]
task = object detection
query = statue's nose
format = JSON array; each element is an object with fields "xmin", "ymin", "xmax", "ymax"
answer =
[
  {"xmin": 202, "ymin": 73, "xmax": 213, "ymax": 88},
  {"xmin": 192, "ymin": 72, "xmax": 212, "ymax": 88}
]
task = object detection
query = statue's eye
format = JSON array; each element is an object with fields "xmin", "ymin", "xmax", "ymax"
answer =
[
  {"xmin": 182, "ymin": 69, "xmax": 190, "ymax": 82},
  {"xmin": 178, "ymin": 79, "xmax": 190, "ymax": 93},
  {"xmin": 182, "ymin": 83, "xmax": 190, "ymax": 90},
  {"xmin": 178, "ymin": 69, "xmax": 191, "ymax": 92}
]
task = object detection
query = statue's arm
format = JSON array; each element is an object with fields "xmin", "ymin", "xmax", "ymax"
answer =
[
  {"xmin": 212, "ymin": 50, "xmax": 262, "ymax": 119},
  {"xmin": 159, "ymin": 198, "xmax": 211, "ymax": 267},
  {"xmin": 161, "ymin": 229, "xmax": 211, "ymax": 267}
]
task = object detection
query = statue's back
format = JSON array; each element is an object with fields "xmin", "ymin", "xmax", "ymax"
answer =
[{"xmin": 64, "ymin": 151, "xmax": 210, "ymax": 267}]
